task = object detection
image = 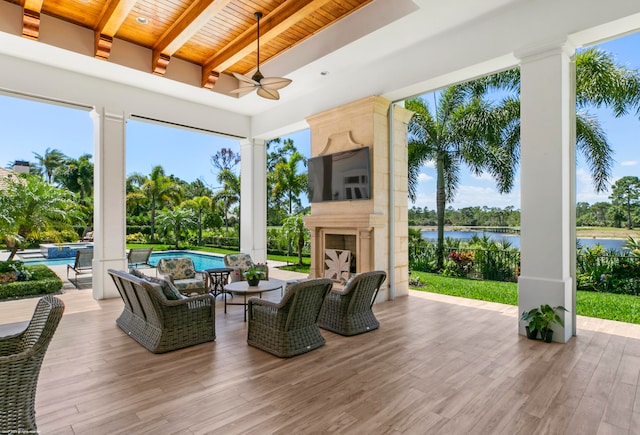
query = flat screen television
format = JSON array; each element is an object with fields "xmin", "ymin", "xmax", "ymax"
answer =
[{"xmin": 308, "ymin": 147, "xmax": 370, "ymax": 203}]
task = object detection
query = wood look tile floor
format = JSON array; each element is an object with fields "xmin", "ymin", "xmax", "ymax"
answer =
[{"xmin": 3, "ymin": 280, "xmax": 640, "ymax": 434}]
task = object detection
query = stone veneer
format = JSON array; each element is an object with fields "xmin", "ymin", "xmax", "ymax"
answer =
[{"xmin": 303, "ymin": 95, "xmax": 412, "ymax": 302}]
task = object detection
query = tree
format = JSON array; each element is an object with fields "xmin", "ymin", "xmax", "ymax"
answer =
[
  {"xmin": 408, "ymin": 47, "xmax": 640, "ymax": 268},
  {"xmin": 213, "ymin": 169, "xmax": 240, "ymax": 232},
  {"xmin": 272, "ymin": 151, "xmax": 308, "ymax": 215},
  {"xmin": 181, "ymin": 196, "xmax": 212, "ymax": 245},
  {"xmin": 266, "ymin": 138, "xmax": 298, "ymax": 225},
  {"xmin": 32, "ymin": 148, "xmax": 67, "ymax": 184},
  {"xmin": 406, "ymin": 87, "xmax": 517, "ymax": 269},
  {"xmin": 156, "ymin": 206, "xmax": 197, "ymax": 249},
  {"xmin": 127, "ymin": 166, "xmax": 182, "ymax": 241},
  {"xmin": 55, "ymin": 154, "xmax": 94, "ymax": 204},
  {"xmin": 210, "ymin": 148, "xmax": 240, "ymax": 173},
  {"xmin": 610, "ymin": 176, "xmax": 640, "ymax": 229},
  {"xmin": 281, "ymin": 214, "xmax": 309, "ymax": 265},
  {"xmin": 0, "ymin": 174, "xmax": 80, "ymax": 260}
]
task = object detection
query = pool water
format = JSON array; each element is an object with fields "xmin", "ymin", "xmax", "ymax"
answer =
[
  {"xmin": 22, "ymin": 250, "xmax": 225, "ymax": 270},
  {"xmin": 148, "ymin": 251, "xmax": 224, "ymax": 270}
]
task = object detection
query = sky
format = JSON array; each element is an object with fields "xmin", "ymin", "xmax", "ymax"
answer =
[{"xmin": 0, "ymin": 32, "xmax": 639, "ymax": 211}]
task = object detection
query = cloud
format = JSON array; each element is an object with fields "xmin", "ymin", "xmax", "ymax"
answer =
[
  {"xmin": 418, "ymin": 173, "xmax": 433, "ymax": 182},
  {"xmin": 470, "ymin": 172, "xmax": 495, "ymax": 182},
  {"xmin": 423, "ymin": 160, "xmax": 435, "ymax": 169},
  {"xmin": 621, "ymin": 160, "xmax": 638, "ymax": 167},
  {"xmin": 410, "ymin": 183, "xmax": 521, "ymax": 209}
]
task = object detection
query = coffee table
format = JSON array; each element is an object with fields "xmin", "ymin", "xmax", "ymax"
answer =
[{"xmin": 223, "ymin": 278, "xmax": 285, "ymax": 321}]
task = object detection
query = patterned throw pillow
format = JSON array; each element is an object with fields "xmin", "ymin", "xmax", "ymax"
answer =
[
  {"xmin": 139, "ymin": 273, "xmax": 185, "ymax": 301},
  {"xmin": 129, "ymin": 268, "xmax": 146, "ymax": 279}
]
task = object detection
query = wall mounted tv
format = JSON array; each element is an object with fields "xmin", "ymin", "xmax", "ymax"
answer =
[{"xmin": 308, "ymin": 147, "xmax": 371, "ymax": 203}]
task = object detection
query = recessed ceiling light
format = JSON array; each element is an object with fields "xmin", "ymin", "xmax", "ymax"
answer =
[{"xmin": 136, "ymin": 17, "xmax": 149, "ymax": 25}]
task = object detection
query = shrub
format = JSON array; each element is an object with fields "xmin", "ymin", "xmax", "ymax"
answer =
[{"xmin": 0, "ymin": 264, "xmax": 62, "ymax": 300}]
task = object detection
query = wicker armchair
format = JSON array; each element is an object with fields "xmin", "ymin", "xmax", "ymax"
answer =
[
  {"xmin": 224, "ymin": 253, "xmax": 269, "ymax": 283},
  {"xmin": 0, "ymin": 295, "xmax": 65, "ymax": 433},
  {"xmin": 247, "ymin": 278, "xmax": 333, "ymax": 357},
  {"xmin": 108, "ymin": 269, "xmax": 215, "ymax": 353},
  {"xmin": 317, "ymin": 270, "xmax": 386, "ymax": 336},
  {"xmin": 157, "ymin": 257, "xmax": 208, "ymax": 295}
]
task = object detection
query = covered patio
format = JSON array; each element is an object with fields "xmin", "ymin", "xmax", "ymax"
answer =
[
  {"xmin": 2, "ymin": 0, "xmax": 640, "ymax": 431},
  {"xmin": 2, "ymin": 275, "xmax": 640, "ymax": 433}
]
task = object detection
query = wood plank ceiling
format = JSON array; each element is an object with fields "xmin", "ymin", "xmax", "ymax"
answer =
[{"xmin": 7, "ymin": 0, "xmax": 373, "ymax": 90}]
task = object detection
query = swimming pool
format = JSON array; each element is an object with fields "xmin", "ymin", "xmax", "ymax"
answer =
[{"xmin": 22, "ymin": 250, "xmax": 225, "ymax": 270}]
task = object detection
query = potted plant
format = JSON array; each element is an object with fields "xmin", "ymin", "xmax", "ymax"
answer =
[
  {"xmin": 243, "ymin": 264, "xmax": 265, "ymax": 286},
  {"xmin": 520, "ymin": 304, "xmax": 567, "ymax": 342}
]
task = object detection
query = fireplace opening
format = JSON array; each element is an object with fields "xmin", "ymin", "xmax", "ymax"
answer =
[{"xmin": 325, "ymin": 234, "xmax": 356, "ymax": 273}]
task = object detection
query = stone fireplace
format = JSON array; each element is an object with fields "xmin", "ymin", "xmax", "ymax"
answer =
[{"xmin": 303, "ymin": 96, "xmax": 413, "ymax": 302}]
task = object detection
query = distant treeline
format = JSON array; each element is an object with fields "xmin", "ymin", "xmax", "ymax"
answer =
[
  {"xmin": 409, "ymin": 206, "xmax": 520, "ymax": 227},
  {"xmin": 410, "ymin": 200, "xmax": 640, "ymax": 228}
]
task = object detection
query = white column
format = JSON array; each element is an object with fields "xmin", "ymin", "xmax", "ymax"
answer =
[
  {"xmin": 239, "ymin": 138, "xmax": 267, "ymax": 263},
  {"xmin": 517, "ymin": 42, "xmax": 576, "ymax": 343},
  {"xmin": 91, "ymin": 107, "xmax": 127, "ymax": 299}
]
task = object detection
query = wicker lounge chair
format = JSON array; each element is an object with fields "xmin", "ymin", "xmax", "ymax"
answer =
[
  {"xmin": 66, "ymin": 248, "xmax": 93, "ymax": 283},
  {"xmin": 157, "ymin": 257, "xmax": 208, "ymax": 295},
  {"xmin": 0, "ymin": 295, "xmax": 65, "ymax": 433},
  {"xmin": 247, "ymin": 278, "xmax": 333, "ymax": 357},
  {"xmin": 317, "ymin": 270, "xmax": 386, "ymax": 336},
  {"xmin": 224, "ymin": 253, "xmax": 269, "ymax": 282},
  {"xmin": 108, "ymin": 269, "xmax": 215, "ymax": 353},
  {"xmin": 127, "ymin": 247, "xmax": 154, "ymax": 269}
]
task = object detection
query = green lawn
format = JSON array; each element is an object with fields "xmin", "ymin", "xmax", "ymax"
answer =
[{"xmin": 411, "ymin": 271, "xmax": 640, "ymax": 324}]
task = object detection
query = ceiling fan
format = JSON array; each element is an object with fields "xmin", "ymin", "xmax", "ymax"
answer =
[{"xmin": 230, "ymin": 12, "xmax": 292, "ymax": 100}]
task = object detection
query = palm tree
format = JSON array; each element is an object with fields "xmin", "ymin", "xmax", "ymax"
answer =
[
  {"xmin": 281, "ymin": 213, "xmax": 309, "ymax": 265},
  {"xmin": 406, "ymin": 86, "xmax": 517, "ymax": 269},
  {"xmin": 32, "ymin": 148, "xmax": 67, "ymax": 184},
  {"xmin": 127, "ymin": 165, "xmax": 182, "ymax": 241},
  {"xmin": 272, "ymin": 151, "xmax": 307, "ymax": 215},
  {"xmin": 181, "ymin": 196, "xmax": 212, "ymax": 245},
  {"xmin": 55, "ymin": 154, "xmax": 94, "ymax": 203},
  {"xmin": 408, "ymin": 47, "xmax": 640, "ymax": 269},
  {"xmin": 156, "ymin": 206, "xmax": 197, "ymax": 249},
  {"xmin": 0, "ymin": 174, "xmax": 81, "ymax": 260},
  {"xmin": 213, "ymin": 169, "xmax": 240, "ymax": 232}
]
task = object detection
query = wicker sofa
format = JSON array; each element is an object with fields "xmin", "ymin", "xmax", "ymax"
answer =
[{"xmin": 108, "ymin": 269, "xmax": 215, "ymax": 353}]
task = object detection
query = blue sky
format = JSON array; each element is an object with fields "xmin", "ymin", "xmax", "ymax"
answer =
[{"xmin": 0, "ymin": 32, "xmax": 638, "ymax": 211}]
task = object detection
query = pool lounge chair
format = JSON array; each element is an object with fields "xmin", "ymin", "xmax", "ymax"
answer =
[
  {"xmin": 66, "ymin": 248, "xmax": 93, "ymax": 283},
  {"xmin": 127, "ymin": 247, "xmax": 154, "ymax": 269}
]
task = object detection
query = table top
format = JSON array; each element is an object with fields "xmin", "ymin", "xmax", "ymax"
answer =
[{"xmin": 224, "ymin": 278, "xmax": 285, "ymax": 294}]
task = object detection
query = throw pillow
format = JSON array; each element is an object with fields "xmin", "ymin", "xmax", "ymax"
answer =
[
  {"xmin": 145, "ymin": 275, "xmax": 185, "ymax": 300},
  {"xmin": 129, "ymin": 268, "xmax": 146, "ymax": 279}
]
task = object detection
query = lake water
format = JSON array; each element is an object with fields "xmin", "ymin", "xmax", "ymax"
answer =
[{"xmin": 420, "ymin": 230, "xmax": 627, "ymax": 252}]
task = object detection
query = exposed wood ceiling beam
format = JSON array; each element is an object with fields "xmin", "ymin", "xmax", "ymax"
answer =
[
  {"xmin": 201, "ymin": 0, "xmax": 334, "ymax": 88},
  {"xmin": 94, "ymin": 0, "xmax": 138, "ymax": 60},
  {"xmin": 152, "ymin": 0, "xmax": 233, "ymax": 77},
  {"xmin": 22, "ymin": 0, "xmax": 44, "ymax": 39}
]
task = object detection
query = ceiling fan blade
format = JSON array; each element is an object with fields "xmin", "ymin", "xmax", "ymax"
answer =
[
  {"xmin": 260, "ymin": 77, "xmax": 292, "ymax": 91},
  {"xmin": 230, "ymin": 85, "xmax": 257, "ymax": 97},
  {"xmin": 257, "ymin": 87, "xmax": 280, "ymax": 100},
  {"xmin": 232, "ymin": 72, "xmax": 259, "ymax": 86}
]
